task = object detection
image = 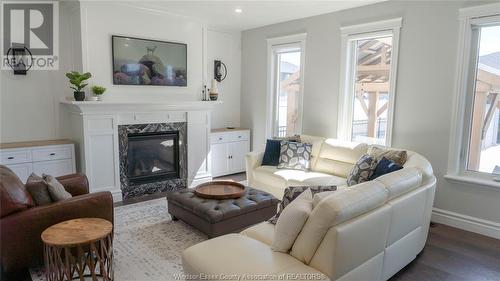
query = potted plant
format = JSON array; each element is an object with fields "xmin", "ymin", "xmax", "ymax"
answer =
[
  {"xmin": 91, "ymin": 86, "xmax": 106, "ymax": 101},
  {"xmin": 66, "ymin": 71, "xmax": 92, "ymax": 101}
]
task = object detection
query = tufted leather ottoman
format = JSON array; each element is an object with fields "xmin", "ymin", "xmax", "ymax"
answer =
[{"xmin": 167, "ymin": 187, "xmax": 279, "ymax": 238}]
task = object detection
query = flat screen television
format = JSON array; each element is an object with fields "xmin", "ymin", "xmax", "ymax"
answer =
[{"xmin": 112, "ymin": 35, "xmax": 187, "ymax": 86}]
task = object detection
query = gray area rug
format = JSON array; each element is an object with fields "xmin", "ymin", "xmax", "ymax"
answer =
[{"xmin": 31, "ymin": 198, "xmax": 207, "ymax": 281}]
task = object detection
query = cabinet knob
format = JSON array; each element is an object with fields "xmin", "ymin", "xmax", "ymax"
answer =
[
  {"xmin": 238, "ymin": 136, "xmax": 242, "ymax": 138},
  {"xmin": 219, "ymin": 137, "xmax": 223, "ymax": 141}
]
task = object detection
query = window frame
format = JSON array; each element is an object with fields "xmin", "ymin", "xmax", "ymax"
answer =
[
  {"xmin": 337, "ymin": 18, "xmax": 402, "ymax": 147},
  {"xmin": 446, "ymin": 3, "xmax": 500, "ymax": 189},
  {"xmin": 266, "ymin": 33, "xmax": 307, "ymax": 139}
]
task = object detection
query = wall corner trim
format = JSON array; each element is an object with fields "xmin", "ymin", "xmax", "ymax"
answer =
[{"xmin": 431, "ymin": 208, "xmax": 500, "ymax": 239}]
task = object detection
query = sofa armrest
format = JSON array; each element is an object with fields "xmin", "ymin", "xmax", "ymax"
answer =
[
  {"xmin": 245, "ymin": 151, "xmax": 265, "ymax": 185},
  {"xmin": 0, "ymin": 191, "xmax": 113, "ymax": 272},
  {"xmin": 56, "ymin": 173, "xmax": 89, "ymax": 196}
]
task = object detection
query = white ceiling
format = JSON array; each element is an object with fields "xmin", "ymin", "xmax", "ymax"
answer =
[{"xmin": 125, "ymin": 1, "xmax": 386, "ymax": 32}]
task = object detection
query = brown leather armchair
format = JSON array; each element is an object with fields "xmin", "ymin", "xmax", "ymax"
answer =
[{"xmin": 0, "ymin": 166, "xmax": 114, "ymax": 274}]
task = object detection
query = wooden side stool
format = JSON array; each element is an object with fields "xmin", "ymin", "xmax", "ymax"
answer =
[{"xmin": 41, "ymin": 218, "xmax": 114, "ymax": 281}]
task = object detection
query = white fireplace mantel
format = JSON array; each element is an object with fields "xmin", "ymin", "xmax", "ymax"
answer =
[
  {"xmin": 60, "ymin": 98, "xmax": 222, "ymax": 114},
  {"xmin": 60, "ymin": 97, "xmax": 219, "ymax": 201}
]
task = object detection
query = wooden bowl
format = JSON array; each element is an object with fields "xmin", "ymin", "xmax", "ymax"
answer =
[{"xmin": 194, "ymin": 181, "xmax": 246, "ymax": 199}]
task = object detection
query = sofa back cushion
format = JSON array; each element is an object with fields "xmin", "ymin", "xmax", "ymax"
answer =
[
  {"xmin": 313, "ymin": 139, "xmax": 368, "ymax": 177},
  {"xmin": 290, "ymin": 180, "xmax": 388, "ymax": 263},
  {"xmin": 0, "ymin": 165, "xmax": 34, "ymax": 217},
  {"xmin": 374, "ymin": 167, "xmax": 422, "ymax": 200}
]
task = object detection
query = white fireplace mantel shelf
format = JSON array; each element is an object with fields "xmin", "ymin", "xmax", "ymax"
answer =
[{"xmin": 60, "ymin": 98, "xmax": 222, "ymax": 114}]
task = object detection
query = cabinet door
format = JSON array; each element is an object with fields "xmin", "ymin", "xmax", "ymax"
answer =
[
  {"xmin": 33, "ymin": 159, "xmax": 74, "ymax": 177},
  {"xmin": 229, "ymin": 141, "xmax": 249, "ymax": 173},
  {"xmin": 211, "ymin": 143, "xmax": 229, "ymax": 177},
  {"xmin": 6, "ymin": 163, "xmax": 33, "ymax": 183}
]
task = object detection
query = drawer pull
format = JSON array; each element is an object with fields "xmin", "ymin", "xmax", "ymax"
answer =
[
  {"xmin": 49, "ymin": 153, "xmax": 56, "ymax": 156},
  {"xmin": 238, "ymin": 136, "xmax": 242, "ymax": 138},
  {"xmin": 219, "ymin": 137, "xmax": 223, "ymax": 141},
  {"xmin": 7, "ymin": 156, "xmax": 14, "ymax": 160}
]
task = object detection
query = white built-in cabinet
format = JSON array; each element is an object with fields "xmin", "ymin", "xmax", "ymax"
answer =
[
  {"xmin": 0, "ymin": 140, "xmax": 76, "ymax": 183},
  {"xmin": 210, "ymin": 129, "xmax": 250, "ymax": 177}
]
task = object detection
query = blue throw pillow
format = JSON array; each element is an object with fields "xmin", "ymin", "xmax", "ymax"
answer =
[
  {"xmin": 262, "ymin": 139, "xmax": 281, "ymax": 166},
  {"xmin": 369, "ymin": 157, "xmax": 403, "ymax": 180}
]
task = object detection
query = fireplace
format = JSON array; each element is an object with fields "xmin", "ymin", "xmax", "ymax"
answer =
[
  {"xmin": 127, "ymin": 131, "xmax": 180, "ymax": 185},
  {"xmin": 118, "ymin": 122, "xmax": 187, "ymax": 199}
]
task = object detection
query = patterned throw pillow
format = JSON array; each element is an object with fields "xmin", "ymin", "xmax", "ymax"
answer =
[
  {"xmin": 370, "ymin": 146, "xmax": 407, "ymax": 166},
  {"xmin": 346, "ymin": 154, "xmax": 377, "ymax": 186},
  {"xmin": 268, "ymin": 185, "xmax": 337, "ymax": 224},
  {"xmin": 277, "ymin": 141, "xmax": 312, "ymax": 171}
]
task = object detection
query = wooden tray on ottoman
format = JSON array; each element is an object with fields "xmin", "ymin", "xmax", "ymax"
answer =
[{"xmin": 194, "ymin": 181, "xmax": 246, "ymax": 199}]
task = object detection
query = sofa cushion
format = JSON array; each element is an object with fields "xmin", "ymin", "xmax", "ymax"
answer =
[
  {"xmin": 278, "ymin": 141, "xmax": 312, "ymax": 171},
  {"xmin": 290, "ymin": 180, "xmax": 388, "ymax": 264},
  {"xmin": 262, "ymin": 139, "xmax": 282, "ymax": 166},
  {"xmin": 272, "ymin": 189, "xmax": 313, "ymax": 252},
  {"xmin": 25, "ymin": 173, "xmax": 53, "ymax": 206},
  {"xmin": 182, "ymin": 234, "xmax": 329, "ymax": 280},
  {"xmin": 0, "ymin": 166, "xmax": 34, "ymax": 218},
  {"xmin": 256, "ymin": 166, "xmax": 346, "ymax": 186},
  {"xmin": 254, "ymin": 166, "xmax": 288, "ymax": 189},
  {"xmin": 374, "ymin": 167, "xmax": 422, "ymax": 200},
  {"xmin": 241, "ymin": 222, "xmax": 275, "ymax": 245},
  {"xmin": 313, "ymin": 139, "xmax": 368, "ymax": 177},
  {"xmin": 346, "ymin": 154, "xmax": 377, "ymax": 186}
]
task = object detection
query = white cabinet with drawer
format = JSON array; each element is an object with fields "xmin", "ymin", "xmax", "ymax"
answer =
[
  {"xmin": 0, "ymin": 140, "xmax": 76, "ymax": 183},
  {"xmin": 210, "ymin": 129, "xmax": 250, "ymax": 177}
]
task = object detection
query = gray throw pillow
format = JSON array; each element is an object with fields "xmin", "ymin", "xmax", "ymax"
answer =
[
  {"xmin": 43, "ymin": 174, "xmax": 72, "ymax": 202},
  {"xmin": 25, "ymin": 173, "xmax": 53, "ymax": 206},
  {"xmin": 347, "ymin": 154, "xmax": 378, "ymax": 186},
  {"xmin": 277, "ymin": 141, "xmax": 313, "ymax": 171},
  {"xmin": 268, "ymin": 185, "xmax": 337, "ymax": 224}
]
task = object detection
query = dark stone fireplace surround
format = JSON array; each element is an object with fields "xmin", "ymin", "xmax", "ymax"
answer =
[{"xmin": 118, "ymin": 122, "xmax": 187, "ymax": 199}]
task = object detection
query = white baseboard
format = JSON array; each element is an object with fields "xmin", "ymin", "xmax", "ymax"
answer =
[{"xmin": 431, "ymin": 208, "xmax": 500, "ymax": 239}]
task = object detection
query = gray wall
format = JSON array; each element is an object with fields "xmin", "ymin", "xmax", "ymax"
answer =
[
  {"xmin": 241, "ymin": 0, "xmax": 500, "ymax": 223},
  {"xmin": 0, "ymin": 1, "xmax": 82, "ymax": 143}
]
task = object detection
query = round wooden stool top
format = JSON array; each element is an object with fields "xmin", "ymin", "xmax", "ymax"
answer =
[{"xmin": 41, "ymin": 218, "xmax": 113, "ymax": 247}]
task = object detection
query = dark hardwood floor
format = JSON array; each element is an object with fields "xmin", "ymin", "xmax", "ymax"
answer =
[{"xmin": 8, "ymin": 172, "xmax": 500, "ymax": 281}]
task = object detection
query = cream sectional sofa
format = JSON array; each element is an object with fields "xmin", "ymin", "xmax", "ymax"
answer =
[{"xmin": 182, "ymin": 136, "xmax": 436, "ymax": 281}]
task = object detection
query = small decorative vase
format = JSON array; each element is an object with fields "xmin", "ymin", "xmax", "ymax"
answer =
[
  {"xmin": 209, "ymin": 79, "xmax": 219, "ymax": 101},
  {"xmin": 74, "ymin": 91, "xmax": 85, "ymax": 101},
  {"xmin": 88, "ymin": 96, "xmax": 99, "ymax": 101}
]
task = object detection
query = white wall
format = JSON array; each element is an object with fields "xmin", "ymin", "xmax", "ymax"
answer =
[
  {"xmin": 206, "ymin": 29, "xmax": 241, "ymax": 128},
  {"xmin": 0, "ymin": 1, "xmax": 82, "ymax": 143},
  {"xmin": 80, "ymin": 2, "xmax": 202, "ymax": 100},
  {"xmin": 241, "ymin": 0, "xmax": 500, "ymax": 225},
  {"xmin": 0, "ymin": 1, "xmax": 241, "ymax": 143}
]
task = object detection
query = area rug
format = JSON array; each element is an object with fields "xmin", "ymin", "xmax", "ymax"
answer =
[{"xmin": 30, "ymin": 197, "xmax": 207, "ymax": 281}]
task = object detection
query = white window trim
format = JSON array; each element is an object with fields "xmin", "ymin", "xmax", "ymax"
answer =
[
  {"xmin": 266, "ymin": 33, "xmax": 307, "ymax": 139},
  {"xmin": 446, "ymin": 3, "xmax": 500, "ymax": 189},
  {"xmin": 337, "ymin": 18, "xmax": 402, "ymax": 147}
]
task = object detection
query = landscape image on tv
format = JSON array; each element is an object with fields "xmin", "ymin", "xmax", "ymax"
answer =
[{"xmin": 112, "ymin": 36, "xmax": 187, "ymax": 86}]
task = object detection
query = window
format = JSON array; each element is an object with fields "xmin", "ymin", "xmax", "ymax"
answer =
[
  {"xmin": 338, "ymin": 19, "xmax": 401, "ymax": 146},
  {"xmin": 447, "ymin": 4, "xmax": 500, "ymax": 187},
  {"xmin": 467, "ymin": 24, "xmax": 500, "ymax": 174},
  {"xmin": 267, "ymin": 34, "xmax": 306, "ymax": 138}
]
